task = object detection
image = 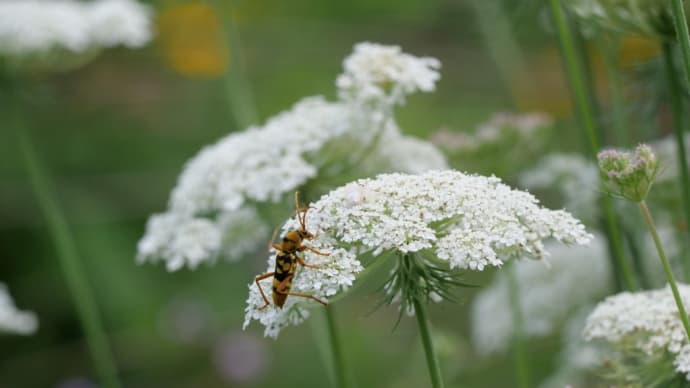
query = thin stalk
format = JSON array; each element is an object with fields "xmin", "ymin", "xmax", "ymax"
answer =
[
  {"xmin": 324, "ymin": 306, "xmax": 352, "ymax": 388},
  {"xmin": 214, "ymin": 0, "xmax": 258, "ymax": 129},
  {"xmin": 639, "ymin": 200, "xmax": 690, "ymax": 339},
  {"xmin": 662, "ymin": 41, "xmax": 690, "ymax": 281},
  {"xmin": 601, "ymin": 199, "xmax": 637, "ymax": 290},
  {"xmin": 328, "ymin": 252, "xmax": 392, "ymax": 304},
  {"xmin": 601, "ymin": 218, "xmax": 625, "ymax": 291},
  {"xmin": 574, "ymin": 19, "xmax": 601, "ymax": 129},
  {"xmin": 506, "ymin": 264, "xmax": 530, "ymax": 388},
  {"xmin": 548, "ymin": 0, "xmax": 638, "ymax": 291},
  {"xmin": 598, "ymin": 37, "xmax": 628, "ymax": 146},
  {"xmin": 670, "ymin": 0, "xmax": 690, "ymax": 90},
  {"xmin": 468, "ymin": 0, "xmax": 530, "ymax": 103},
  {"xmin": 321, "ymin": 107, "xmax": 393, "ymax": 181},
  {"xmin": 624, "ymin": 226, "xmax": 652, "ymax": 289},
  {"xmin": 548, "ymin": 0, "xmax": 600, "ymax": 151},
  {"xmin": 16, "ymin": 129, "xmax": 122, "ymax": 388},
  {"xmin": 412, "ymin": 297, "xmax": 444, "ymax": 388},
  {"xmin": 345, "ymin": 107, "xmax": 392, "ymax": 170}
]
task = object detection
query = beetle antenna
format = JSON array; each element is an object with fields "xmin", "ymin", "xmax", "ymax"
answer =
[
  {"xmin": 294, "ymin": 191, "xmax": 308, "ymax": 230},
  {"xmin": 267, "ymin": 228, "xmax": 278, "ymax": 252},
  {"xmin": 302, "ymin": 206, "xmax": 310, "ymax": 231}
]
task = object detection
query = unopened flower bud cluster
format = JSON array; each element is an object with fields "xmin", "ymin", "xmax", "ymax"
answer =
[{"xmin": 597, "ymin": 144, "xmax": 659, "ymax": 202}]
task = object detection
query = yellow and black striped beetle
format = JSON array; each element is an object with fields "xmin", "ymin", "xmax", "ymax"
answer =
[{"xmin": 254, "ymin": 192, "xmax": 329, "ymax": 309}]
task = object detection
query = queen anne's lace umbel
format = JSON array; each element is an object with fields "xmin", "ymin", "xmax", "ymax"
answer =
[
  {"xmin": 138, "ymin": 44, "xmax": 447, "ymax": 271},
  {"xmin": 244, "ymin": 170, "xmax": 592, "ymax": 338},
  {"xmin": 336, "ymin": 42, "xmax": 440, "ymax": 106},
  {"xmin": 584, "ymin": 284, "xmax": 690, "ymax": 380},
  {"xmin": 309, "ymin": 170, "xmax": 592, "ymax": 269},
  {"xmin": 0, "ymin": 0, "xmax": 152, "ymax": 56},
  {"xmin": 169, "ymin": 97, "xmax": 362, "ymax": 216}
]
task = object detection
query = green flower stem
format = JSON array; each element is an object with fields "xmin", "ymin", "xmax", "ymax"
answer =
[
  {"xmin": 601, "ymin": 199, "xmax": 637, "ymax": 290},
  {"xmin": 548, "ymin": 0, "xmax": 599, "ymax": 151},
  {"xmin": 639, "ymin": 200, "xmax": 690, "ymax": 339},
  {"xmin": 324, "ymin": 306, "xmax": 352, "ymax": 388},
  {"xmin": 671, "ymin": 0, "xmax": 690, "ymax": 90},
  {"xmin": 214, "ymin": 0, "xmax": 258, "ymax": 129},
  {"xmin": 598, "ymin": 37, "xmax": 627, "ymax": 146},
  {"xmin": 624, "ymin": 227, "xmax": 652, "ymax": 289},
  {"xmin": 662, "ymin": 41, "xmax": 690, "ymax": 281},
  {"xmin": 412, "ymin": 297, "xmax": 445, "ymax": 388},
  {"xmin": 16, "ymin": 129, "xmax": 122, "ymax": 388},
  {"xmin": 343, "ymin": 106, "xmax": 393, "ymax": 172},
  {"xmin": 328, "ymin": 253, "xmax": 391, "ymax": 304},
  {"xmin": 506, "ymin": 264, "xmax": 530, "ymax": 388},
  {"xmin": 548, "ymin": 0, "xmax": 637, "ymax": 291},
  {"xmin": 469, "ymin": 0, "xmax": 529, "ymax": 102}
]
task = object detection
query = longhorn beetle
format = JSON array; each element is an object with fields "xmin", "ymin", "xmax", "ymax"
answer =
[{"xmin": 254, "ymin": 192, "xmax": 330, "ymax": 309}]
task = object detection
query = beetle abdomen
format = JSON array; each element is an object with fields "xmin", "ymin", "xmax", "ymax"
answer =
[{"xmin": 272, "ymin": 252, "xmax": 297, "ymax": 308}]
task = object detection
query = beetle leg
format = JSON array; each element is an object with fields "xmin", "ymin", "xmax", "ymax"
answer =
[
  {"xmin": 299, "ymin": 245, "xmax": 330, "ymax": 256},
  {"xmin": 281, "ymin": 291, "xmax": 328, "ymax": 306},
  {"xmin": 275, "ymin": 277, "xmax": 328, "ymax": 307},
  {"xmin": 254, "ymin": 272, "xmax": 274, "ymax": 310},
  {"xmin": 296, "ymin": 255, "xmax": 321, "ymax": 269}
]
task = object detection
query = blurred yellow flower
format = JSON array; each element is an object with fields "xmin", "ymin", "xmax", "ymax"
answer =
[
  {"xmin": 618, "ymin": 35, "xmax": 660, "ymax": 66},
  {"xmin": 158, "ymin": 2, "xmax": 228, "ymax": 77},
  {"xmin": 510, "ymin": 48, "xmax": 572, "ymax": 116}
]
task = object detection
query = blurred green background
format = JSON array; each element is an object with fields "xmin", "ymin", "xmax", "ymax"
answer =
[{"xmin": 0, "ymin": 0, "xmax": 651, "ymax": 387}]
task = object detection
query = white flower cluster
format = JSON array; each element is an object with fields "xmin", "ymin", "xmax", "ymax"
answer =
[
  {"xmin": 432, "ymin": 112, "xmax": 552, "ymax": 152},
  {"xmin": 519, "ymin": 153, "xmax": 600, "ymax": 223},
  {"xmin": 243, "ymin": 246, "xmax": 363, "ymax": 339},
  {"xmin": 137, "ymin": 213, "xmax": 221, "ymax": 271},
  {"xmin": 0, "ymin": 0, "xmax": 152, "ymax": 56},
  {"xmin": 0, "ymin": 283, "xmax": 38, "ymax": 335},
  {"xmin": 336, "ymin": 42, "xmax": 441, "ymax": 106},
  {"xmin": 244, "ymin": 170, "xmax": 592, "ymax": 338},
  {"xmin": 472, "ymin": 234, "xmax": 609, "ymax": 355},
  {"xmin": 138, "ymin": 44, "xmax": 447, "ymax": 271},
  {"xmin": 309, "ymin": 170, "xmax": 591, "ymax": 269},
  {"xmin": 137, "ymin": 207, "xmax": 269, "ymax": 271},
  {"xmin": 584, "ymin": 283, "xmax": 690, "ymax": 380},
  {"xmin": 170, "ymin": 97, "xmax": 355, "ymax": 215}
]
